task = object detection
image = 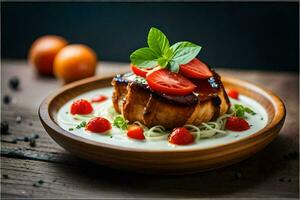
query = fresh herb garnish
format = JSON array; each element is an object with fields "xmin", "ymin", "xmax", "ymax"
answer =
[
  {"xmin": 76, "ymin": 121, "xmax": 86, "ymax": 129},
  {"xmin": 232, "ymin": 104, "xmax": 256, "ymax": 118},
  {"xmin": 113, "ymin": 115, "xmax": 128, "ymax": 130},
  {"xmin": 134, "ymin": 76, "xmax": 147, "ymax": 85},
  {"xmin": 68, "ymin": 128, "xmax": 74, "ymax": 131},
  {"xmin": 130, "ymin": 27, "xmax": 202, "ymax": 73}
]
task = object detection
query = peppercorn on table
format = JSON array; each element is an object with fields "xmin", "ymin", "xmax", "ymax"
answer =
[{"xmin": 1, "ymin": 60, "xmax": 299, "ymax": 198}]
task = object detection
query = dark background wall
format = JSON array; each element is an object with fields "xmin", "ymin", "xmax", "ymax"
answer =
[{"xmin": 2, "ymin": 2, "xmax": 299, "ymax": 71}]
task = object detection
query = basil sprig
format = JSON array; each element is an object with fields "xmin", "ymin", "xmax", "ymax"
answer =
[
  {"xmin": 232, "ymin": 104, "xmax": 256, "ymax": 118},
  {"xmin": 113, "ymin": 115, "xmax": 128, "ymax": 130},
  {"xmin": 130, "ymin": 27, "xmax": 202, "ymax": 73}
]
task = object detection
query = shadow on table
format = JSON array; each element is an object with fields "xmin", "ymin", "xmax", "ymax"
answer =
[{"xmin": 57, "ymin": 134, "xmax": 299, "ymax": 198}]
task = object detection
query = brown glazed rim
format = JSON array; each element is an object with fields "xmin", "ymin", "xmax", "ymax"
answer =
[{"xmin": 39, "ymin": 74, "xmax": 286, "ymax": 153}]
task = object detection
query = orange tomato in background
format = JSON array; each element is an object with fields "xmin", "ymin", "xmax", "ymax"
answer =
[
  {"xmin": 54, "ymin": 44, "xmax": 97, "ymax": 83},
  {"xmin": 28, "ymin": 35, "xmax": 68, "ymax": 76}
]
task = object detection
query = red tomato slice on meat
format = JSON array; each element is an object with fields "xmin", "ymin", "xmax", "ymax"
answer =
[
  {"xmin": 130, "ymin": 64, "xmax": 152, "ymax": 77},
  {"xmin": 146, "ymin": 69, "xmax": 196, "ymax": 96},
  {"xmin": 180, "ymin": 58, "xmax": 213, "ymax": 79}
]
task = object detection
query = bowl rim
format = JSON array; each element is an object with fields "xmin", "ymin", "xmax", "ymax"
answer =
[{"xmin": 39, "ymin": 74, "xmax": 286, "ymax": 153}]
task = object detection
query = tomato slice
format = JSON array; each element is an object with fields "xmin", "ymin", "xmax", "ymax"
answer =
[
  {"xmin": 91, "ymin": 95, "xmax": 108, "ymax": 103},
  {"xmin": 227, "ymin": 89, "xmax": 239, "ymax": 99},
  {"xmin": 127, "ymin": 125, "xmax": 145, "ymax": 140},
  {"xmin": 225, "ymin": 116, "xmax": 250, "ymax": 131},
  {"xmin": 86, "ymin": 117, "xmax": 111, "ymax": 133},
  {"xmin": 70, "ymin": 99, "xmax": 93, "ymax": 115},
  {"xmin": 180, "ymin": 58, "xmax": 213, "ymax": 79},
  {"xmin": 146, "ymin": 69, "xmax": 196, "ymax": 96},
  {"xmin": 130, "ymin": 64, "xmax": 152, "ymax": 77},
  {"xmin": 169, "ymin": 127, "xmax": 194, "ymax": 145}
]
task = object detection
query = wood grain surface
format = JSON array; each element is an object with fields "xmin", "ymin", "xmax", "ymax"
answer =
[{"xmin": 1, "ymin": 60, "xmax": 299, "ymax": 198}]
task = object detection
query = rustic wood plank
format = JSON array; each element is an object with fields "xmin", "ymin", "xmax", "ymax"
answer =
[
  {"xmin": 1, "ymin": 60, "xmax": 299, "ymax": 198},
  {"xmin": 1, "ymin": 153, "xmax": 298, "ymax": 198}
]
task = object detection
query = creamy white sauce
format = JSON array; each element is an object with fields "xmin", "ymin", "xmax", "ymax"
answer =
[{"xmin": 56, "ymin": 87, "xmax": 268, "ymax": 150}]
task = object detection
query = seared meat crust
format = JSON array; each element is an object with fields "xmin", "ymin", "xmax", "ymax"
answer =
[{"xmin": 111, "ymin": 73, "xmax": 230, "ymax": 129}]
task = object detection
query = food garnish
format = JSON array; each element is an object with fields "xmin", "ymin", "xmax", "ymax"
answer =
[
  {"xmin": 91, "ymin": 95, "xmax": 108, "ymax": 103},
  {"xmin": 225, "ymin": 116, "xmax": 250, "ymax": 131},
  {"xmin": 1, "ymin": 121, "xmax": 9, "ymax": 135},
  {"xmin": 169, "ymin": 127, "xmax": 195, "ymax": 145},
  {"xmin": 232, "ymin": 104, "xmax": 256, "ymax": 118},
  {"xmin": 9, "ymin": 77, "xmax": 20, "ymax": 90},
  {"xmin": 179, "ymin": 58, "xmax": 212, "ymax": 79},
  {"xmin": 76, "ymin": 121, "xmax": 87, "ymax": 129},
  {"xmin": 3, "ymin": 95, "xmax": 11, "ymax": 105},
  {"xmin": 134, "ymin": 76, "xmax": 147, "ymax": 85},
  {"xmin": 130, "ymin": 64, "xmax": 152, "ymax": 77},
  {"xmin": 228, "ymin": 89, "xmax": 239, "ymax": 99},
  {"xmin": 127, "ymin": 125, "xmax": 145, "ymax": 140},
  {"xmin": 86, "ymin": 117, "xmax": 111, "ymax": 133},
  {"xmin": 146, "ymin": 69, "xmax": 196, "ymax": 95},
  {"xmin": 113, "ymin": 115, "xmax": 128, "ymax": 130},
  {"xmin": 130, "ymin": 27, "xmax": 201, "ymax": 73},
  {"xmin": 70, "ymin": 99, "xmax": 93, "ymax": 115}
]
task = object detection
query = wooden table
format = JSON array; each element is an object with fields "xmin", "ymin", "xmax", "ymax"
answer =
[{"xmin": 1, "ymin": 60, "xmax": 299, "ymax": 199}]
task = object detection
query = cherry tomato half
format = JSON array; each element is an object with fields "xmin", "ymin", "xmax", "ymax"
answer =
[
  {"xmin": 169, "ymin": 127, "xmax": 194, "ymax": 145},
  {"xmin": 127, "ymin": 125, "xmax": 145, "ymax": 140},
  {"xmin": 91, "ymin": 95, "xmax": 108, "ymax": 103},
  {"xmin": 225, "ymin": 116, "xmax": 250, "ymax": 131},
  {"xmin": 146, "ymin": 69, "xmax": 196, "ymax": 96},
  {"xmin": 130, "ymin": 64, "xmax": 152, "ymax": 78},
  {"xmin": 70, "ymin": 99, "xmax": 93, "ymax": 115},
  {"xmin": 227, "ymin": 89, "xmax": 239, "ymax": 99},
  {"xmin": 180, "ymin": 58, "xmax": 213, "ymax": 79},
  {"xmin": 86, "ymin": 117, "xmax": 111, "ymax": 133}
]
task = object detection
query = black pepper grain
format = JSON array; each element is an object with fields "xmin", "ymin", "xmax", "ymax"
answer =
[
  {"xmin": 2, "ymin": 174, "xmax": 9, "ymax": 179},
  {"xmin": 9, "ymin": 77, "xmax": 20, "ymax": 90},
  {"xmin": 33, "ymin": 183, "xmax": 39, "ymax": 187},
  {"xmin": 31, "ymin": 133, "xmax": 39, "ymax": 139},
  {"xmin": 3, "ymin": 95, "xmax": 11, "ymax": 104},
  {"xmin": 29, "ymin": 139, "xmax": 36, "ymax": 147},
  {"xmin": 24, "ymin": 136, "xmax": 29, "ymax": 142},
  {"xmin": 234, "ymin": 171, "xmax": 242, "ymax": 180},
  {"xmin": 1, "ymin": 121, "xmax": 9, "ymax": 135},
  {"xmin": 284, "ymin": 152, "xmax": 299, "ymax": 160},
  {"xmin": 38, "ymin": 180, "xmax": 44, "ymax": 184},
  {"xmin": 279, "ymin": 178, "xmax": 285, "ymax": 182}
]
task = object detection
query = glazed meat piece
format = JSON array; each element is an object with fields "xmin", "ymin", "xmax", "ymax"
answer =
[{"xmin": 112, "ymin": 72, "xmax": 230, "ymax": 129}]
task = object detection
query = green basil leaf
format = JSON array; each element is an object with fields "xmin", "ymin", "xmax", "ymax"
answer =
[
  {"xmin": 157, "ymin": 57, "xmax": 168, "ymax": 68},
  {"xmin": 169, "ymin": 61, "xmax": 180, "ymax": 73},
  {"xmin": 113, "ymin": 115, "xmax": 128, "ymax": 130},
  {"xmin": 164, "ymin": 48, "xmax": 174, "ymax": 60},
  {"xmin": 235, "ymin": 108, "xmax": 245, "ymax": 118},
  {"xmin": 134, "ymin": 76, "xmax": 147, "ymax": 85},
  {"xmin": 245, "ymin": 107, "xmax": 256, "ymax": 115},
  {"xmin": 147, "ymin": 27, "xmax": 170, "ymax": 55},
  {"xmin": 170, "ymin": 41, "xmax": 202, "ymax": 65},
  {"xmin": 130, "ymin": 47, "xmax": 158, "ymax": 68}
]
